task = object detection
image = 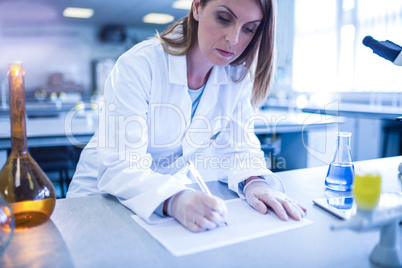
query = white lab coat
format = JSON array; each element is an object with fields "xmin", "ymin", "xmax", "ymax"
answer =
[{"xmin": 67, "ymin": 38, "xmax": 284, "ymax": 223}]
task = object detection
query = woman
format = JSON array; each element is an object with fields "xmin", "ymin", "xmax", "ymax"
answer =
[{"xmin": 67, "ymin": 0, "xmax": 306, "ymax": 232}]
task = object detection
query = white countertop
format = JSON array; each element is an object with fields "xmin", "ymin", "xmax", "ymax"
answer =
[{"xmin": 1, "ymin": 156, "xmax": 401, "ymax": 267}]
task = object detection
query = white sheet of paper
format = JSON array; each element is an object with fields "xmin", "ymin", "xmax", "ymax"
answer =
[{"xmin": 131, "ymin": 198, "xmax": 313, "ymax": 256}]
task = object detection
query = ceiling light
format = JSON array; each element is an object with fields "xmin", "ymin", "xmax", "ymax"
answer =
[
  {"xmin": 63, "ymin": 7, "xmax": 94, "ymax": 19},
  {"xmin": 143, "ymin": 13, "xmax": 174, "ymax": 24},
  {"xmin": 172, "ymin": 0, "xmax": 192, "ymax": 10}
]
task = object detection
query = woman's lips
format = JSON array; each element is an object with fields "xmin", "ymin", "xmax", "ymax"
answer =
[{"xmin": 217, "ymin": 49, "xmax": 234, "ymax": 58}]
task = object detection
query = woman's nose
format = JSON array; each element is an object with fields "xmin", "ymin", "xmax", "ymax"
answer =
[{"xmin": 226, "ymin": 27, "xmax": 240, "ymax": 45}]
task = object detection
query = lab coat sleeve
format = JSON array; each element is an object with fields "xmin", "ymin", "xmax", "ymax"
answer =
[
  {"xmin": 66, "ymin": 133, "xmax": 105, "ymax": 198},
  {"xmin": 96, "ymin": 49, "xmax": 188, "ymax": 223},
  {"xmin": 211, "ymin": 76, "xmax": 285, "ymax": 198}
]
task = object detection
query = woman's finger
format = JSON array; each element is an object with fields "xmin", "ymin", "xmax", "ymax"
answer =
[
  {"xmin": 246, "ymin": 194, "xmax": 268, "ymax": 214},
  {"xmin": 259, "ymin": 195, "xmax": 288, "ymax": 221},
  {"xmin": 205, "ymin": 210, "xmax": 227, "ymax": 225},
  {"xmin": 291, "ymin": 200, "xmax": 306, "ymax": 217},
  {"xmin": 194, "ymin": 214, "xmax": 217, "ymax": 230},
  {"xmin": 186, "ymin": 220, "xmax": 204, "ymax": 232},
  {"xmin": 280, "ymin": 200, "xmax": 301, "ymax": 220},
  {"xmin": 297, "ymin": 202, "xmax": 307, "ymax": 212}
]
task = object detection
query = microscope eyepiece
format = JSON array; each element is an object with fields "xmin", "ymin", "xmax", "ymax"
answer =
[{"xmin": 362, "ymin": 35, "xmax": 402, "ymax": 64}]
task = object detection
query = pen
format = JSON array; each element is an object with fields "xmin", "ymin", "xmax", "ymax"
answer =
[
  {"xmin": 187, "ymin": 160, "xmax": 212, "ymax": 196},
  {"xmin": 186, "ymin": 160, "xmax": 228, "ymax": 226}
]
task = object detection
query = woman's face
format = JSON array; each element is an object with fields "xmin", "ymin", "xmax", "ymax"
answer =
[{"xmin": 193, "ymin": 0, "xmax": 263, "ymax": 67}]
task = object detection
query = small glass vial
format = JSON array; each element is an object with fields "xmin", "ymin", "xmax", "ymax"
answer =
[{"xmin": 325, "ymin": 132, "xmax": 354, "ymax": 191}]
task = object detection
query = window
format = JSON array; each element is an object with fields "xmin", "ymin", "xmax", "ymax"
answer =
[{"xmin": 293, "ymin": 0, "xmax": 402, "ymax": 93}]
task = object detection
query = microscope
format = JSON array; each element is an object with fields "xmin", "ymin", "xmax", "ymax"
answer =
[{"xmin": 363, "ymin": 36, "xmax": 402, "ymax": 66}]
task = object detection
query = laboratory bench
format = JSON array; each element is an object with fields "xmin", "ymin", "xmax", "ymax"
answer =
[
  {"xmin": 265, "ymin": 97, "xmax": 402, "ymax": 120},
  {"xmin": 301, "ymin": 102, "xmax": 402, "ymax": 160},
  {"xmin": 301, "ymin": 103, "xmax": 401, "ymax": 120},
  {"xmin": 1, "ymin": 156, "xmax": 401, "ymax": 267},
  {"xmin": 0, "ymin": 102, "xmax": 78, "ymax": 117},
  {"xmin": 267, "ymin": 98, "xmax": 402, "ymax": 161},
  {"xmin": 0, "ymin": 108, "xmax": 97, "ymax": 149}
]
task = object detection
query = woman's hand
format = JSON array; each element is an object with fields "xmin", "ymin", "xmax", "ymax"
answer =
[
  {"xmin": 167, "ymin": 190, "xmax": 228, "ymax": 232},
  {"xmin": 244, "ymin": 177, "xmax": 307, "ymax": 220}
]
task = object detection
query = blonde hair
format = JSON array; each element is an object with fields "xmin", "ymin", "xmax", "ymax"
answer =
[{"xmin": 158, "ymin": 0, "xmax": 276, "ymax": 108}]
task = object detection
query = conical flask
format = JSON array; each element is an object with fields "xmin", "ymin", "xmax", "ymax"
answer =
[
  {"xmin": 325, "ymin": 132, "xmax": 354, "ymax": 191},
  {"xmin": 0, "ymin": 62, "xmax": 56, "ymax": 229}
]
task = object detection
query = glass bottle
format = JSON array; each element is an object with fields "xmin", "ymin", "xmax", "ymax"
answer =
[
  {"xmin": 325, "ymin": 132, "xmax": 354, "ymax": 191},
  {"xmin": 0, "ymin": 194, "xmax": 14, "ymax": 255},
  {"xmin": 0, "ymin": 62, "xmax": 56, "ymax": 229}
]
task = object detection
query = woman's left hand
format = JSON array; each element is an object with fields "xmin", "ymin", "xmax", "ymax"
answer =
[{"xmin": 243, "ymin": 178, "xmax": 307, "ymax": 221}]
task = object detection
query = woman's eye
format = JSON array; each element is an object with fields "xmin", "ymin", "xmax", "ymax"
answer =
[
  {"xmin": 217, "ymin": 15, "xmax": 231, "ymax": 23},
  {"xmin": 244, "ymin": 27, "xmax": 255, "ymax": 34},
  {"xmin": 243, "ymin": 27, "xmax": 254, "ymax": 33}
]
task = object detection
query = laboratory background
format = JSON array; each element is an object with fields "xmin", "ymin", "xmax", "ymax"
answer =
[
  {"xmin": 0, "ymin": 0, "xmax": 400, "ymax": 196},
  {"xmin": 0, "ymin": 0, "xmax": 401, "ymax": 267}
]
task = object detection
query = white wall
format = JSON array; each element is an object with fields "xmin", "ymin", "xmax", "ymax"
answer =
[{"xmin": 0, "ymin": 23, "xmax": 156, "ymax": 98}]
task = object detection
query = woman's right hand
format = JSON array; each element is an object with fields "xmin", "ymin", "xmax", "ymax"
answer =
[{"xmin": 167, "ymin": 190, "xmax": 228, "ymax": 232}]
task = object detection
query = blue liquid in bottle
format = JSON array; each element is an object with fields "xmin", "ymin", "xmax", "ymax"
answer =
[
  {"xmin": 325, "ymin": 132, "xmax": 354, "ymax": 192},
  {"xmin": 325, "ymin": 163, "xmax": 354, "ymax": 191}
]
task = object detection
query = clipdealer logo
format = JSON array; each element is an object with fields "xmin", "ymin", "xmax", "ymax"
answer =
[{"xmin": 63, "ymin": 99, "xmax": 339, "ymax": 168}]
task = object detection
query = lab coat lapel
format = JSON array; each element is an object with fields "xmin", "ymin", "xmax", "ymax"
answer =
[
  {"xmin": 182, "ymin": 65, "xmax": 229, "ymax": 158},
  {"xmin": 167, "ymin": 53, "xmax": 192, "ymax": 125},
  {"xmin": 168, "ymin": 53, "xmax": 187, "ymax": 86}
]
